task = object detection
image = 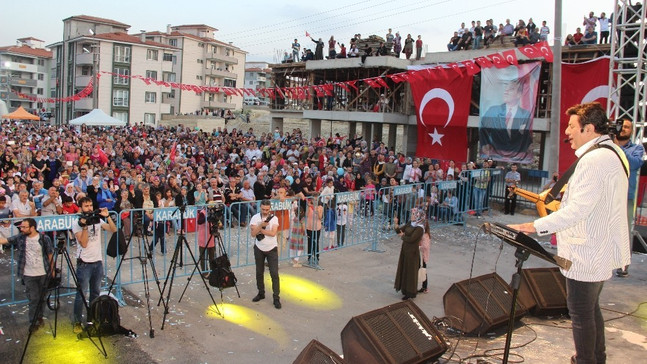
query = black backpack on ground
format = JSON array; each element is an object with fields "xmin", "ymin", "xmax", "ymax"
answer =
[{"xmin": 85, "ymin": 295, "xmax": 135, "ymax": 337}]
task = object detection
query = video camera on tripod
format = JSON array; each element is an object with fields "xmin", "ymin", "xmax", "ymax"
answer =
[{"xmin": 206, "ymin": 203, "xmax": 225, "ymax": 227}]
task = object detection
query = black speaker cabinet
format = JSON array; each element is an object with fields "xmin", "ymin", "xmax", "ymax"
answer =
[
  {"xmin": 518, "ymin": 267, "xmax": 568, "ymax": 316},
  {"xmin": 443, "ymin": 272, "xmax": 527, "ymax": 336},
  {"xmin": 293, "ymin": 339, "xmax": 346, "ymax": 364},
  {"xmin": 341, "ymin": 300, "xmax": 447, "ymax": 364}
]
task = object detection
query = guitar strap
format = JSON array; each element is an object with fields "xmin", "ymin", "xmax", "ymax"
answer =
[{"xmin": 545, "ymin": 141, "xmax": 629, "ymax": 204}]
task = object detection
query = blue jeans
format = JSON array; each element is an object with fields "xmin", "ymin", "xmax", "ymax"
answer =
[
  {"xmin": 24, "ymin": 275, "xmax": 47, "ymax": 323},
  {"xmin": 253, "ymin": 245, "xmax": 280, "ymax": 299},
  {"xmin": 472, "ymin": 187, "xmax": 486, "ymax": 213},
  {"xmin": 74, "ymin": 260, "xmax": 103, "ymax": 323},
  {"xmin": 566, "ymin": 279, "xmax": 606, "ymax": 364}
]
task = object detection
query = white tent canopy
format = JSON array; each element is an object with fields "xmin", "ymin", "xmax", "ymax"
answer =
[{"xmin": 68, "ymin": 109, "xmax": 126, "ymax": 126}]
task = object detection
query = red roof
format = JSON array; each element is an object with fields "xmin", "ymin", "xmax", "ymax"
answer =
[
  {"xmin": 17, "ymin": 37, "xmax": 45, "ymax": 42},
  {"xmin": 64, "ymin": 15, "xmax": 130, "ymax": 29},
  {"xmin": 91, "ymin": 32, "xmax": 177, "ymax": 49},
  {"xmin": 172, "ymin": 24, "xmax": 218, "ymax": 32},
  {"xmin": 0, "ymin": 45, "xmax": 52, "ymax": 58},
  {"xmin": 245, "ymin": 67, "xmax": 271, "ymax": 72}
]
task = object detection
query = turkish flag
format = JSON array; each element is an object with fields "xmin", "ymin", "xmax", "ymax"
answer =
[
  {"xmin": 502, "ymin": 49, "xmax": 518, "ymax": 65},
  {"xmin": 535, "ymin": 41, "xmax": 554, "ymax": 62},
  {"xmin": 488, "ymin": 53, "xmax": 509, "ymax": 68},
  {"xmin": 559, "ymin": 57, "xmax": 612, "ymax": 172},
  {"xmin": 410, "ymin": 68, "xmax": 473, "ymax": 162}
]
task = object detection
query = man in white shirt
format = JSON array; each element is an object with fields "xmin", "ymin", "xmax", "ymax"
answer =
[
  {"xmin": 72, "ymin": 197, "xmax": 117, "ymax": 333},
  {"xmin": 249, "ymin": 200, "xmax": 281, "ymax": 309},
  {"xmin": 511, "ymin": 102, "xmax": 630, "ymax": 364},
  {"xmin": 0, "ymin": 218, "xmax": 54, "ymax": 331}
]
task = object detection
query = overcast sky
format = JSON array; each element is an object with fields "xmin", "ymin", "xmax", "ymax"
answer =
[{"xmin": 1, "ymin": 0, "xmax": 613, "ymax": 63}]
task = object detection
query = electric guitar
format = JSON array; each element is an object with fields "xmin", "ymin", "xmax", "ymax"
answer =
[{"xmin": 509, "ymin": 186, "xmax": 564, "ymax": 217}]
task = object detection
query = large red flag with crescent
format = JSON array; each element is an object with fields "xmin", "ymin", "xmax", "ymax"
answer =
[
  {"xmin": 410, "ymin": 68, "xmax": 473, "ymax": 162},
  {"xmin": 559, "ymin": 57, "xmax": 612, "ymax": 172}
]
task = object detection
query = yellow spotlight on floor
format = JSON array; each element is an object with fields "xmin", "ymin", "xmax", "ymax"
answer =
[
  {"xmin": 28, "ymin": 327, "xmax": 116, "ymax": 363},
  {"xmin": 267, "ymin": 273, "xmax": 343, "ymax": 310},
  {"xmin": 205, "ymin": 304, "xmax": 289, "ymax": 347}
]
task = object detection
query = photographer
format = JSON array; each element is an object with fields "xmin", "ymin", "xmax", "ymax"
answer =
[
  {"xmin": 249, "ymin": 199, "xmax": 281, "ymax": 309},
  {"xmin": 0, "ymin": 218, "xmax": 54, "ymax": 331},
  {"xmin": 72, "ymin": 197, "xmax": 117, "ymax": 333}
]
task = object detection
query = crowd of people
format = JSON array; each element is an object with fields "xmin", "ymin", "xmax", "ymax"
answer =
[
  {"xmin": 445, "ymin": 10, "xmax": 610, "ymax": 52},
  {"xmin": 283, "ymin": 29, "xmax": 425, "ymax": 63},
  {"xmin": 564, "ymin": 11, "xmax": 610, "ymax": 46}
]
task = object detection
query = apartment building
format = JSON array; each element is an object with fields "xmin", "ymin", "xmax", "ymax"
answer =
[
  {"xmin": 0, "ymin": 37, "xmax": 52, "ymax": 115},
  {"xmin": 144, "ymin": 24, "xmax": 246, "ymax": 115},
  {"xmin": 49, "ymin": 15, "xmax": 178, "ymax": 125},
  {"xmin": 244, "ymin": 61, "xmax": 271, "ymax": 105}
]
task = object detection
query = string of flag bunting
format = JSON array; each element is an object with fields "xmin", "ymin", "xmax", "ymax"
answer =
[{"xmin": 12, "ymin": 42, "xmax": 552, "ymax": 104}]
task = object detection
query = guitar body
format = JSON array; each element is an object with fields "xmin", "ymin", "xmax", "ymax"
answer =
[{"xmin": 510, "ymin": 187, "xmax": 562, "ymax": 217}]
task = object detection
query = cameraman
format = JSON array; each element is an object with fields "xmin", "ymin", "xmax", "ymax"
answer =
[
  {"xmin": 614, "ymin": 117, "xmax": 645, "ymax": 277},
  {"xmin": 0, "ymin": 218, "xmax": 54, "ymax": 331},
  {"xmin": 249, "ymin": 199, "xmax": 281, "ymax": 309},
  {"xmin": 72, "ymin": 197, "xmax": 117, "ymax": 333}
]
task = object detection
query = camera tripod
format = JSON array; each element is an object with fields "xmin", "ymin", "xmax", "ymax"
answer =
[
  {"xmin": 21, "ymin": 231, "xmax": 107, "ymax": 364},
  {"xmin": 107, "ymin": 217, "xmax": 166, "ymax": 338},
  {"xmin": 157, "ymin": 205, "xmax": 222, "ymax": 329},
  {"xmin": 178, "ymin": 222, "xmax": 240, "ymax": 303}
]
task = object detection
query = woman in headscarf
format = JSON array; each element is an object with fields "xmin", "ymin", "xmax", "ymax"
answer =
[{"xmin": 393, "ymin": 208, "xmax": 423, "ymax": 300}]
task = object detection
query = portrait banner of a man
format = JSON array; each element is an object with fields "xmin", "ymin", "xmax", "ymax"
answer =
[{"xmin": 479, "ymin": 62, "xmax": 541, "ymax": 163}]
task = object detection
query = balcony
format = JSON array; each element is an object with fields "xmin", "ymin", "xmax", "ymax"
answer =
[
  {"xmin": 9, "ymin": 77, "xmax": 37, "ymax": 87},
  {"xmin": 75, "ymin": 53, "xmax": 94, "ymax": 65},
  {"xmin": 9, "ymin": 92, "xmax": 36, "ymax": 101},
  {"xmin": 75, "ymin": 75, "xmax": 92, "ymax": 88},
  {"xmin": 204, "ymin": 51, "xmax": 238, "ymax": 64},
  {"xmin": 4, "ymin": 62, "xmax": 37, "ymax": 73},
  {"xmin": 201, "ymin": 99, "xmax": 235, "ymax": 109},
  {"xmin": 74, "ymin": 97, "xmax": 93, "ymax": 110},
  {"xmin": 162, "ymin": 93, "xmax": 175, "ymax": 104},
  {"xmin": 161, "ymin": 60, "xmax": 173, "ymax": 72},
  {"xmin": 205, "ymin": 68, "xmax": 237, "ymax": 78},
  {"xmin": 256, "ymin": 76, "xmax": 266, "ymax": 82}
]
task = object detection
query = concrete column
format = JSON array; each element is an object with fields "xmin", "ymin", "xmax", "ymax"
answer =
[
  {"xmin": 401, "ymin": 125, "xmax": 417, "ymax": 156},
  {"xmin": 388, "ymin": 124, "xmax": 398, "ymax": 151},
  {"xmin": 270, "ymin": 117, "xmax": 284, "ymax": 133},
  {"xmin": 372, "ymin": 123, "xmax": 383, "ymax": 144},
  {"xmin": 362, "ymin": 122, "xmax": 372, "ymax": 143},
  {"xmin": 348, "ymin": 121, "xmax": 357, "ymax": 139},
  {"xmin": 310, "ymin": 119, "xmax": 322, "ymax": 139}
]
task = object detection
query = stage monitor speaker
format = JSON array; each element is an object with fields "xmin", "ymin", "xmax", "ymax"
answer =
[
  {"xmin": 341, "ymin": 300, "xmax": 447, "ymax": 364},
  {"xmin": 518, "ymin": 267, "xmax": 568, "ymax": 316},
  {"xmin": 293, "ymin": 339, "xmax": 346, "ymax": 364},
  {"xmin": 443, "ymin": 272, "xmax": 527, "ymax": 336}
]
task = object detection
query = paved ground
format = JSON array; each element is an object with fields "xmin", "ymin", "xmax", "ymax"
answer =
[{"xmin": 1, "ymin": 207, "xmax": 646, "ymax": 363}]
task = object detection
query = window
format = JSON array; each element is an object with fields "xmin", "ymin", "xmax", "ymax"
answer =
[
  {"xmin": 114, "ymin": 45, "xmax": 131, "ymax": 63},
  {"xmin": 144, "ymin": 113, "xmax": 155, "ymax": 125},
  {"xmin": 145, "ymin": 70, "xmax": 157, "ymax": 80},
  {"xmin": 146, "ymin": 49, "xmax": 159, "ymax": 61},
  {"xmin": 113, "ymin": 89, "xmax": 129, "ymax": 107},
  {"xmin": 168, "ymin": 39, "xmax": 177, "ymax": 47},
  {"xmin": 81, "ymin": 66, "xmax": 91, "ymax": 76},
  {"xmin": 113, "ymin": 67, "xmax": 129, "ymax": 85},
  {"xmin": 37, "ymin": 73, "xmax": 44, "ymax": 80},
  {"xmin": 164, "ymin": 73, "xmax": 176, "ymax": 82},
  {"xmin": 196, "ymin": 75, "xmax": 203, "ymax": 81},
  {"xmin": 112, "ymin": 111, "xmax": 128, "ymax": 123},
  {"xmin": 223, "ymin": 79, "xmax": 236, "ymax": 88},
  {"xmin": 197, "ymin": 59, "xmax": 203, "ymax": 64},
  {"xmin": 37, "ymin": 88, "xmax": 44, "ymax": 95},
  {"xmin": 198, "ymin": 43, "xmax": 204, "ymax": 48},
  {"xmin": 145, "ymin": 92, "xmax": 157, "ymax": 103},
  {"xmin": 163, "ymin": 53, "xmax": 173, "ymax": 61},
  {"xmin": 38, "ymin": 59, "xmax": 45, "ymax": 66},
  {"xmin": 248, "ymin": 81, "xmax": 253, "ymax": 85}
]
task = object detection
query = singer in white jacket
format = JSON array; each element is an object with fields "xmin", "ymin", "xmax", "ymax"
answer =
[{"xmin": 510, "ymin": 102, "xmax": 630, "ymax": 364}]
